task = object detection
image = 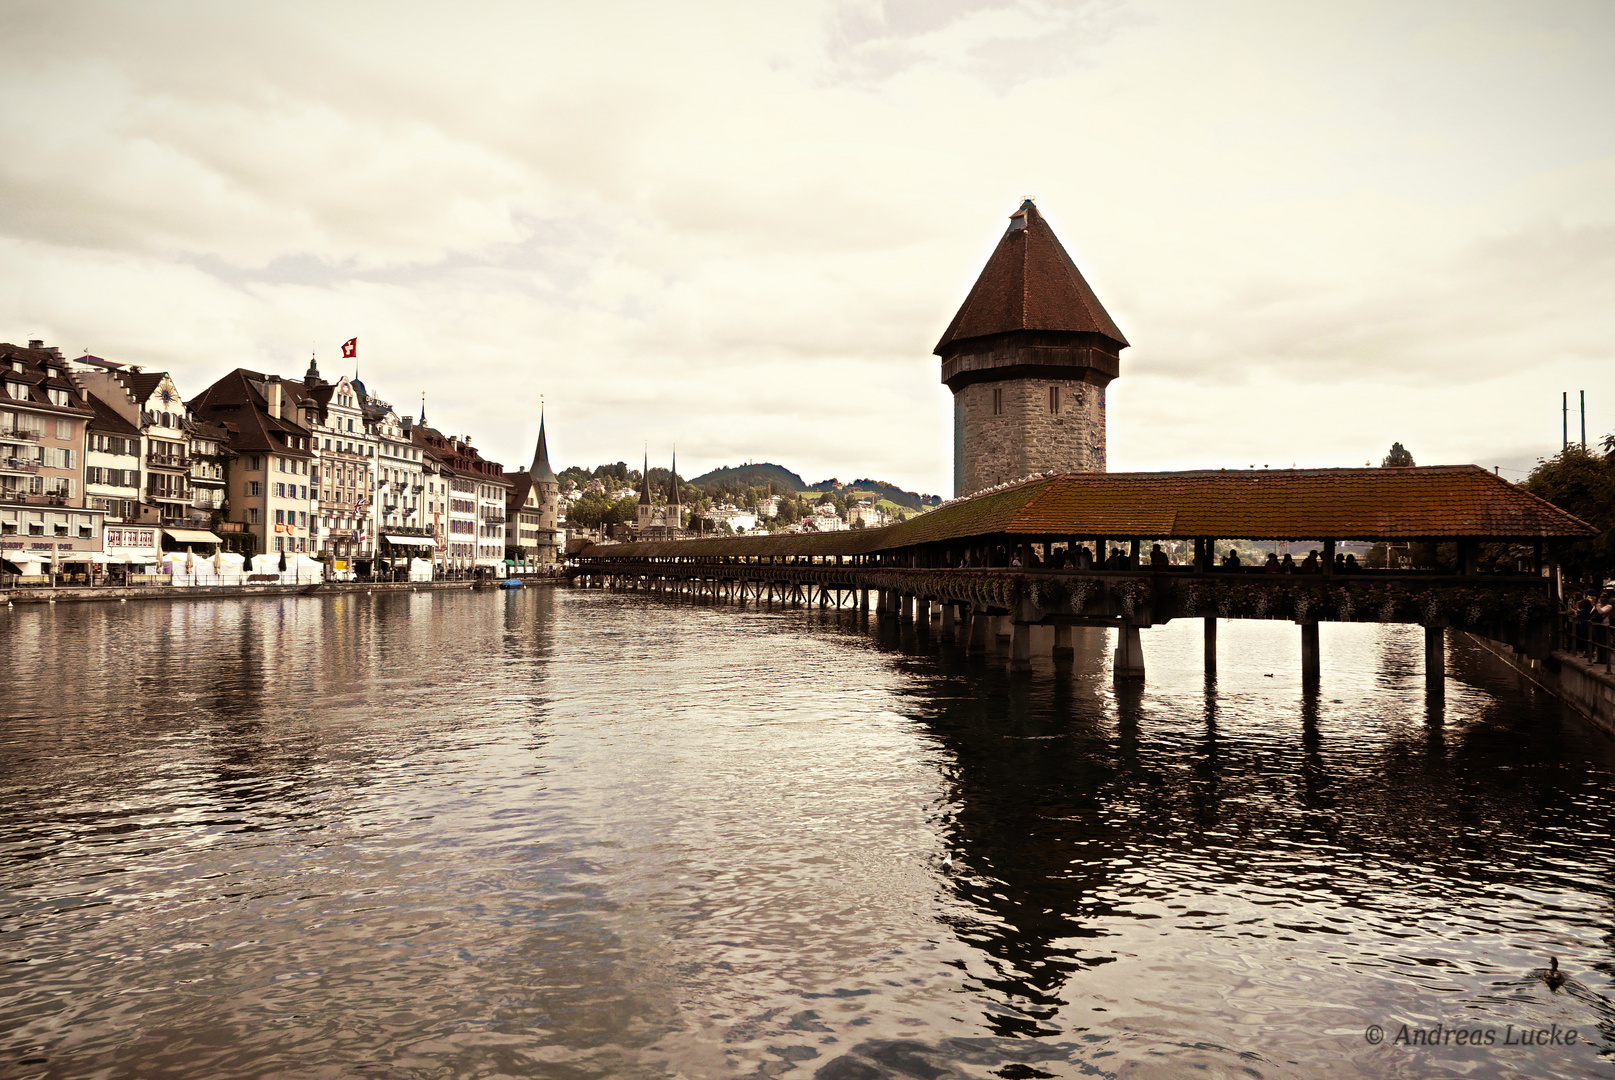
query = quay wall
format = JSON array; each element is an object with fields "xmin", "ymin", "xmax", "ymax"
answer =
[
  {"xmin": 1464, "ymin": 633, "xmax": 1615, "ymax": 738},
  {"xmin": 0, "ymin": 578, "xmax": 563, "ymax": 607}
]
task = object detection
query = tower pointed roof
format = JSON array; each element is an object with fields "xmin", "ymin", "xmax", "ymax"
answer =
[
  {"xmin": 934, "ymin": 199, "xmax": 1127, "ymax": 356},
  {"xmin": 639, "ymin": 452, "xmax": 652, "ymax": 505},
  {"xmin": 531, "ymin": 411, "xmax": 557, "ymax": 484},
  {"xmin": 669, "ymin": 451, "xmax": 680, "ymax": 505}
]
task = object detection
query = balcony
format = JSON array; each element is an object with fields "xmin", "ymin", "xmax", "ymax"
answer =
[
  {"xmin": 146, "ymin": 453, "xmax": 190, "ymax": 469},
  {"xmin": 1, "ymin": 457, "xmax": 40, "ymax": 475},
  {"xmin": 0, "ymin": 492, "xmax": 69, "ymax": 507},
  {"xmin": 0, "ymin": 428, "xmax": 41, "ymax": 443}
]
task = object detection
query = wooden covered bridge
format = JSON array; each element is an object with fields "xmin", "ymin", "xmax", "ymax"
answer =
[{"xmin": 572, "ymin": 466, "xmax": 1595, "ymax": 693}]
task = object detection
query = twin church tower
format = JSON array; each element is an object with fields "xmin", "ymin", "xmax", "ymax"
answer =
[{"xmin": 938, "ymin": 199, "xmax": 1127, "ymax": 498}]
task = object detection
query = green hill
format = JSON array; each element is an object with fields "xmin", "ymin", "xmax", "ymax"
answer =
[
  {"xmin": 808, "ymin": 477, "xmax": 941, "ymax": 511},
  {"xmin": 687, "ymin": 462, "xmax": 808, "ymax": 493},
  {"xmin": 686, "ymin": 462, "xmax": 941, "ymax": 511}
]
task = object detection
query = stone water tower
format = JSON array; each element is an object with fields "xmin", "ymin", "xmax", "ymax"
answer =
[{"xmin": 937, "ymin": 199, "xmax": 1128, "ymax": 498}]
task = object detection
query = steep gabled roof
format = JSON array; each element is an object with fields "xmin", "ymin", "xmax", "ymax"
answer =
[
  {"xmin": 506, "ymin": 470, "xmax": 534, "ymax": 508},
  {"xmin": 84, "ymin": 391, "xmax": 141, "ymax": 437},
  {"xmin": 935, "ymin": 200, "xmax": 1128, "ymax": 355},
  {"xmin": 118, "ymin": 371, "xmax": 166, "ymax": 404}
]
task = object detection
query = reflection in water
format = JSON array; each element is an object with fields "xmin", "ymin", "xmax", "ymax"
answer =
[{"xmin": 1, "ymin": 592, "xmax": 1613, "ymax": 1079}]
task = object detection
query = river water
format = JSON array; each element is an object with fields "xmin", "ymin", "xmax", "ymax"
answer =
[{"xmin": 2, "ymin": 587, "xmax": 1614, "ymax": 1079}]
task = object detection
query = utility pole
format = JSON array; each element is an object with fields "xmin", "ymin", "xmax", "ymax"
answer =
[
  {"xmin": 1581, "ymin": 390, "xmax": 1586, "ymax": 450},
  {"xmin": 1563, "ymin": 392, "xmax": 1568, "ymax": 451}
]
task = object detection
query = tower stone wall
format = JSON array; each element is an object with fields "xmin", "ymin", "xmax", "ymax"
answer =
[{"xmin": 954, "ymin": 379, "xmax": 1105, "ymax": 495}]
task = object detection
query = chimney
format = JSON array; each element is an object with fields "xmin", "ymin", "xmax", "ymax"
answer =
[
  {"xmin": 27, "ymin": 339, "xmax": 43, "ymax": 350},
  {"xmin": 266, "ymin": 376, "xmax": 283, "ymax": 419}
]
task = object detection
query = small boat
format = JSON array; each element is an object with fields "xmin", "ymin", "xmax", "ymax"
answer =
[{"xmin": 498, "ymin": 578, "xmax": 524, "ymax": 590}]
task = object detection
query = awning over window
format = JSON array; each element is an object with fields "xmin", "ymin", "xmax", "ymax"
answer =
[
  {"xmin": 383, "ymin": 534, "xmax": 435, "ymax": 547},
  {"xmin": 163, "ymin": 528, "xmax": 224, "ymax": 544}
]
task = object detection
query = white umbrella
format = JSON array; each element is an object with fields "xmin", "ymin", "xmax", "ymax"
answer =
[
  {"xmin": 185, "ymin": 546, "xmax": 195, "ymax": 573},
  {"xmin": 213, "ymin": 550, "xmax": 224, "ymax": 574}
]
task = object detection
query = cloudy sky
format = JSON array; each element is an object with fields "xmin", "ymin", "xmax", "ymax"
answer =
[{"xmin": 2, "ymin": 0, "xmax": 1611, "ymax": 496}]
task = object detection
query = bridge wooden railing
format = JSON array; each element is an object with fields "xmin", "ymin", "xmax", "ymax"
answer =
[{"xmin": 571, "ymin": 559, "xmax": 1555, "ymax": 650}]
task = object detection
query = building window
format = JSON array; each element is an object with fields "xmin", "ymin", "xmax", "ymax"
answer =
[
  {"xmin": 247, "ymin": 508, "xmax": 261, "ymax": 524},
  {"xmin": 275, "ymin": 509, "xmax": 285, "ymax": 525},
  {"xmin": 246, "ymin": 481, "xmax": 262, "ymax": 496},
  {"xmin": 1049, "ymin": 386, "xmax": 1060, "ymax": 414}
]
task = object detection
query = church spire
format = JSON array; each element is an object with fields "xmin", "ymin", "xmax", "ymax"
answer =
[
  {"xmin": 638, "ymin": 451, "xmax": 652, "ymax": 505},
  {"xmin": 418, "ymin": 392, "xmax": 428, "ymax": 428},
  {"xmin": 531, "ymin": 407, "xmax": 557, "ymax": 484},
  {"xmin": 305, "ymin": 351, "xmax": 321, "ymax": 385}
]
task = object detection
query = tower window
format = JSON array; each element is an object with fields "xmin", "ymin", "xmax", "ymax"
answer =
[
  {"xmin": 992, "ymin": 388, "xmax": 1003, "ymax": 415},
  {"xmin": 1049, "ymin": 386, "xmax": 1060, "ymax": 414}
]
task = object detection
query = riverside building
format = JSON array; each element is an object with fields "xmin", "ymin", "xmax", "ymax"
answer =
[
  {"xmin": 365, "ymin": 396, "xmax": 433, "ymax": 565},
  {"xmin": 0, "ymin": 341, "xmax": 108, "ymax": 570},
  {"xmin": 189, "ymin": 370, "xmax": 315, "ymax": 556},
  {"xmin": 408, "ymin": 419, "xmax": 508, "ymax": 573}
]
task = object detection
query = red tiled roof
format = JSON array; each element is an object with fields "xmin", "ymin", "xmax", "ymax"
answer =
[
  {"xmin": 188, "ymin": 369, "xmax": 314, "ymax": 457},
  {"xmin": 934, "ymin": 200, "xmax": 1128, "ymax": 355},
  {"xmin": 581, "ymin": 466, "xmax": 1595, "ymax": 559}
]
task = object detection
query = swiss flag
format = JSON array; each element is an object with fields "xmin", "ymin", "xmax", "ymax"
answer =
[{"xmin": 341, "ymin": 338, "xmax": 357, "ymax": 358}]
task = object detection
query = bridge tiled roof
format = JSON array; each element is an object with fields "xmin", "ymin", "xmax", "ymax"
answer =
[{"xmin": 579, "ymin": 466, "xmax": 1594, "ymax": 559}]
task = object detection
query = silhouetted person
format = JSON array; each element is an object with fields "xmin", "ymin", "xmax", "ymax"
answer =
[
  {"xmin": 1280, "ymin": 553, "xmax": 1296, "ymax": 573},
  {"xmin": 1301, "ymin": 550, "xmax": 1320, "ymax": 573},
  {"xmin": 1223, "ymin": 549, "xmax": 1241, "ymax": 569},
  {"xmin": 1334, "ymin": 553, "xmax": 1347, "ymax": 574},
  {"xmin": 1264, "ymin": 552, "xmax": 1281, "ymax": 573},
  {"xmin": 1344, "ymin": 553, "xmax": 1360, "ymax": 573},
  {"xmin": 1150, "ymin": 543, "xmax": 1168, "ymax": 568}
]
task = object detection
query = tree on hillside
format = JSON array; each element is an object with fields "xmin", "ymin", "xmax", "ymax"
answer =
[
  {"xmin": 1382, "ymin": 443, "xmax": 1415, "ymax": 468},
  {"xmin": 1522, "ymin": 442, "xmax": 1615, "ymax": 580}
]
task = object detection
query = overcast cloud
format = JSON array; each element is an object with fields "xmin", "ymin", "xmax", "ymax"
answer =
[{"xmin": 2, "ymin": 0, "xmax": 1611, "ymax": 495}]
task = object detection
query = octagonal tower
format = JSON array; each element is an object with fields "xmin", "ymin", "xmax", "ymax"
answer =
[{"xmin": 937, "ymin": 200, "xmax": 1128, "ymax": 497}]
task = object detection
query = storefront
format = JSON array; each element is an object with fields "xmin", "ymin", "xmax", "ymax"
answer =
[
  {"xmin": 103, "ymin": 525, "xmax": 162, "ymax": 570},
  {"xmin": 2, "ymin": 536, "xmax": 110, "ymax": 584},
  {"xmin": 381, "ymin": 533, "xmax": 436, "ymax": 579},
  {"xmin": 162, "ymin": 527, "xmax": 225, "ymax": 555}
]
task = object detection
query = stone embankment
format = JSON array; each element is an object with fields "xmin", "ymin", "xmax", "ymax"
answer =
[
  {"xmin": 1466, "ymin": 633, "xmax": 1615, "ymax": 738},
  {"xmin": 1, "ymin": 578, "xmax": 562, "ymax": 606}
]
